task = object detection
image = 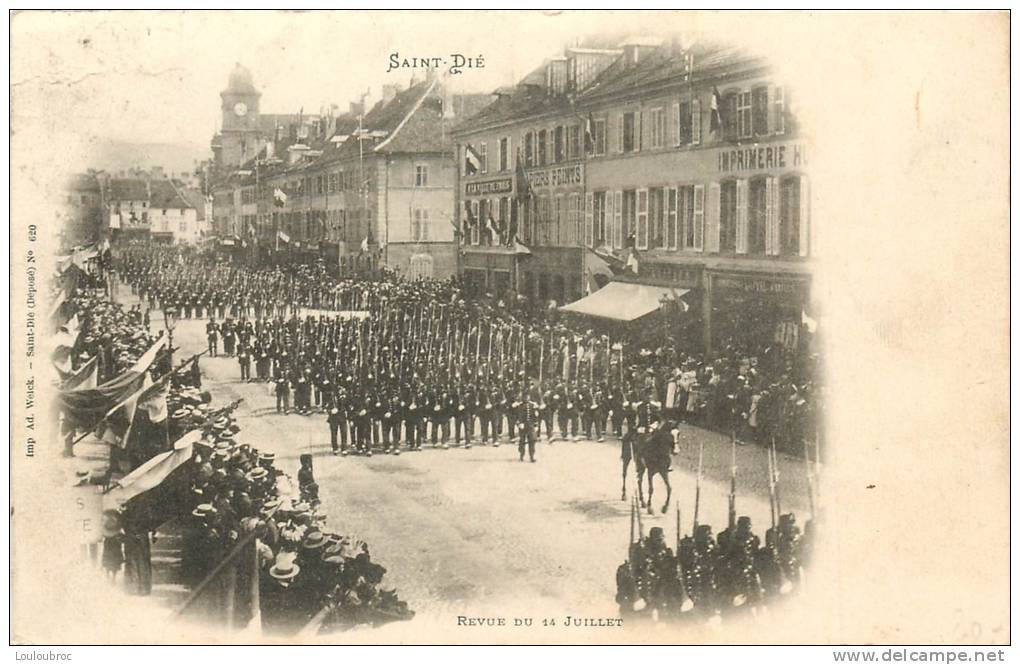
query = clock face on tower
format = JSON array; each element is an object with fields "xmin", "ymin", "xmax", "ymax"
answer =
[{"xmin": 233, "ymin": 102, "xmax": 248, "ymax": 117}]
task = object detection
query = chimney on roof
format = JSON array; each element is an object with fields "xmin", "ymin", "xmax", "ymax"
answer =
[
  {"xmin": 382, "ymin": 83, "xmax": 400, "ymax": 106},
  {"xmin": 287, "ymin": 143, "xmax": 309, "ymax": 166},
  {"xmin": 620, "ymin": 39, "xmax": 661, "ymax": 67},
  {"xmin": 669, "ymin": 34, "xmax": 683, "ymax": 57}
]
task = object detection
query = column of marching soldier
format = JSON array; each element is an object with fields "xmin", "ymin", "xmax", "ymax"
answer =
[
  {"xmin": 117, "ymin": 247, "xmax": 821, "ymax": 465},
  {"xmin": 116, "ymin": 247, "xmax": 822, "ymax": 623}
]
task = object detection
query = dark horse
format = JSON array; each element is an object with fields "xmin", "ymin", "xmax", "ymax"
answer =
[{"xmin": 621, "ymin": 423, "xmax": 674, "ymax": 515}]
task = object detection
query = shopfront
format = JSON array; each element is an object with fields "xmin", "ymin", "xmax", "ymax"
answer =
[
  {"xmin": 704, "ymin": 268, "xmax": 811, "ymax": 354},
  {"xmin": 461, "ymin": 248, "xmax": 514, "ymax": 297}
]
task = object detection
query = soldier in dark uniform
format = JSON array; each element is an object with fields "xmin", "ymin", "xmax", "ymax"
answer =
[
  {"xmin": 353, "ymin": 395, "xmax": 372, "ymax": 456},
  {"xmin": 623, "ymin": 384, "xmax": 639, "ymax": 436},
  {"xmin": 491, "ymin": 384, "xmax": 508, "ymax": 444},
  {"xmin": 720, "ymin": 516, "xmax": 765, "ymax": 612},
  {"xmin": 479, "ymin": 384, "xmax": 497, "ymax": 446},
  {"xmin": 206, "ymin": 319, "xmax": 219, "ymax": 357},
  {"xmin": 238, "ymin": 348, "xmax": 251, "ymax": 381},
  {"xmin": 382, "ymin": 390, "xmax": 403, "ymax": 454},
  {"xmin": 634, "ymin": 387, "xmax": 662, "ymax": 437},
  {"xmin": 368, "ymin": 385, "xmax": 385, "ymax": 452},
  {"xmin": 775, "ymin": 512, "xmax": 799, "ymax": 583},
  {"xmin": 294, "ymin": 374, "xmax": 312, "ymax": 415},
  {"xmin": 558, "ymin": 382, "xmax": 579, "ymax": 441},
  {"xmin": 222, "ymin": 321, "xmax": 236, "ymax": 356},
  {"xmin": 539, "ymin": 381, "xmax": 555, "ymax": 442},
  {"xmin": 403, "ymin": 384, "xmax": 423, "ymax": 451},
  {"xmin": 429, "ymin": 387, "xmax": 450, "ymax": 448},
  {"xmin": 680, "ymin": 524, "xmax": 721, "ymax": 617},
  {"xmin": 582, "ymin": 381, "xmax": 605, "ymax": 442},
  {"xmin": 515, "ymin": 387, "xmax": 539, "ymax": 462},
  {"xmin": 616, "ymin": 559, "xmax": 638, "ymax": 617},
  {"xmin": 637, "ymin": 526, "xmax": 675, "ymax": 613},
  {"xmin": 547, "ymin": 382, "xmax": 564, "ymax": 441},
  {"xmin": 328, "ymin": 405, "xmax": 346, "ymax": 455},
  {"xmin": 454, "ymin": 381, "xmax": 475, "ymax": 449},
  {"xmin": 256, "ymin": 349, "xmax": 270, "ymax": 382},
  {"xmin": 275, "ymin": 376, "xmax": 290, "ymax": 414}
]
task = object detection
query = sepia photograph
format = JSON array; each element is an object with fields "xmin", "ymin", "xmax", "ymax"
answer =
[{"xmin": 8, "ymin": 9, "xmax": 1011, "ymax": 650}]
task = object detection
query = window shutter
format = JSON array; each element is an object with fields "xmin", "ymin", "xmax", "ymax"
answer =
[
  {"xmin": 765, "ymin": 176, "xmax": 778, "ymax": 255},
  {"xmin": 615, "ymin": 114, "xmax": 624, "ymax": 153},
  {"xmin": 584, "ymin": 192, "xmax": 594, "ymax": 247},
  {"xmin": 667, "ymin": 187, "xmax": 678, "ymax": 250},
  {"xmin": 636, "ymin": 110, "xmax": 644, "ymax": 151},
  {"xmin": 691, "ymin": 100, "xmax": 702, "ymax": 145},
  {"xmin": 636, "ymin": 188, "xmax": 649, "ymax": 249},
  {"xmin": 704, "ymin": 182, "xmax": 720, "ymax": 253},
  {"xmin": 672, "ymin": 102, "xmax": 681, "ymax": 147},
  {"xmin": 799, "ymin": 175, "xmax": 810, "ymax": 257},
  {"xmin": 692, "ymin": 185, "xmax": 704, "ymax": 251},
  {"xmin": 613, "ymin": 191, "xmax": 623, "ymax": 248},
  {"xmin": 773, "ymin": 86, "xmax": 785, "ymax": 136},
  {"xmin": 735, "ymin": 179, "xmax": 749, "ymax": 254},
  {"xmin": 507, "ymin": 136, "xmax": 512, "ymax": 171}
]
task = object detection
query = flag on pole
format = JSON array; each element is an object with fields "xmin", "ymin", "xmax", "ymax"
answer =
[
  {"xmin": 625, "ymin": 249, "xmax": 640, "ymax": 275},
  {"xmin": 463, "ymin": 201, "xmax": 476, "ymax": 237},
  {"xmin": 464, "ymin": 144, "xmax": 482, "ymax": 175},
  {"xmin": 506, "ymin": 199, "xmax": 519, "ymax": 247},
  {"xmin": 802, "ymin": 309, "xmax": 819, "ymax": 333},
  {"xmin": 514, "ymin": 150, "xmax": 533, "ymax": 202},
  {"xmin": 99, "ymin": 374, "xmax": 152, "ymax": 448},
  {"xmin": 710, "ymin": 86, "xmax": 723, "ymax": 134},
  {"xmin": 584, "ymin": 112, "xmax": 595, "ymax": 153},
  {"xmin": 104, "ymin": 430, "xmax": 202, "ymax": 509},
  {"xmin": 277, "ymin": 229, "xmax": 290, "ymax": 244},
  {"xmin": 137, "ymin": 374, "xmax": 171, "ymax": 423},
  {"xmin": 61, "ymin": 356, "xmax": 98, "ymax": 391}
]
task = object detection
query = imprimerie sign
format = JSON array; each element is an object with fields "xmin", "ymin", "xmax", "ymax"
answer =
[
  {"xmin": 465, "ymin": 178, "xmax": 513, "ymax": 196},
  {"xmin": 718, "ymin": 141, "xmax": 807, "ymax": 173}
]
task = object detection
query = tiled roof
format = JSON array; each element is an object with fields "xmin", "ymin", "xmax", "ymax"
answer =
[
  {"xmin": 180, "ymin": 188, "xmax": 208, "ymax": 219},
  {"xmin": 149, "ymin": 180, "xmax": 192, "ymax": 210},
  {"xmin": 453, "ymin": 85, "xmax": 573, "ymax": 135},
  {"xmin": 580, "ymin": 43, "xmax": 760, "ymax": 102},
  {"xmin": 108, "ymin": 178, "xmax": 149, "ymax": 201},
  {"xmin": 69, "ymin": 173, "xmax": 100, "ymax": 191},
  {"xmin": 309, "ymin": 80, "xmax": 439, "ymax": 164}
]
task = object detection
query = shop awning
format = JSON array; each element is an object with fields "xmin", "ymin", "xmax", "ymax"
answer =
[{"xmin": 559, "ymin": 282, "xmax": 688, "ymax": 322}]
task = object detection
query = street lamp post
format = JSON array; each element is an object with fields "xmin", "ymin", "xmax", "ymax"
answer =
[{"xmin": 163, "ymin": 305, "xmax": 178, "ymax": 366}]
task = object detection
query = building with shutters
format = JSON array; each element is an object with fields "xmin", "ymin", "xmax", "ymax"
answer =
[
  {"xmin": 576, "ymin": 40, "xmax": 813, "ymax": 354},
  {"xmin": 208, "ymin": 65, "xmax": 492, "ymax": 277},
  {"xmin": 452, "ymin": 45, "xmax": 621, "ymax": 303}
]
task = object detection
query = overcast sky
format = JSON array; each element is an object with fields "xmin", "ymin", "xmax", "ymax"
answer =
[{"xmin": 11, "ymin": 10, "xmax": 715, "ymax": 151}]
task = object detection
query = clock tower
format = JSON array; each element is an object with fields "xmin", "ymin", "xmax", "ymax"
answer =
[{"xmin": 213, "ymin": 63, "xmax": 262, "ymax": 171}]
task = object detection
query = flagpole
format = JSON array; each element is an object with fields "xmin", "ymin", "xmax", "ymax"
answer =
[{"xmin": 68, "ymin": 349, "xmax": 210, "ymax": 449}]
